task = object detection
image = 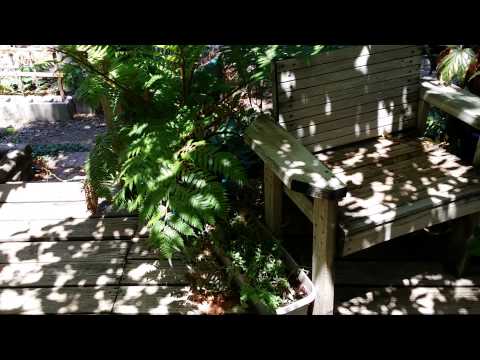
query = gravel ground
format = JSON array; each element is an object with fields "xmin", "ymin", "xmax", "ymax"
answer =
[
  {"xmin": 1, "ymin": 114, "xmax": 106, "ymax": 182},
  {"xmin": 0, "ymin": 114, "xmax": 106, "ymax": 146}
]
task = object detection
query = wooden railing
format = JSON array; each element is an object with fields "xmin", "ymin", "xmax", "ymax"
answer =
[{"xmin": 0, "ymin": 46, "xmax": 65, "ymax": 100}]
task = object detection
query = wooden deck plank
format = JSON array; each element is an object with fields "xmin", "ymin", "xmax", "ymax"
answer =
[
  {"xmin": 0, "ymin": 201, "xmax": 136, "ymax": 220},
  {"xmin": 0, "ymin": 261, "xmax": 124, "ymax": 287},
  {"xmin": 0, "ymin": 217, "xmax": 138, "ymax": 242},
  {"xmin": 335, "ymin": 286, "xmax": 480, "ymax": 315},
  {"xmin": 0, "ymin": 286, "xmax": 118, "ymax": 314},
  {"xmin": 127, "ymin": 238, "xmax": 183, "ymax": 260},
  {"xmin": 0, "ymin": 240, "xmax": 129, "ymax": 264},
  {"xmin": 112, "ymin": 285, "xmax": 201, "ymax": 315},
  {"xmin": 335, "ymin": 260, "xmax": 480, "ymax": 287},
  {"xmin": 0, "ymin": 201, "xmax": 91, "ymax": 220},
  {"xmin": 0, "ymin": 182, "xmax": 85, "ymax": 203},
  {"xmin": 121, "ymin": 259, "xmax": 190, "ymax": 286}
]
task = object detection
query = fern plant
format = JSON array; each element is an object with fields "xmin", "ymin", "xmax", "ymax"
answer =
[
  {"xmin": 59, "ymin": 44, "xmax": 329, "ymax": 261},
  {"xmin": 59, "ymin": 45, "xmax": 250, "ymax": 260}
]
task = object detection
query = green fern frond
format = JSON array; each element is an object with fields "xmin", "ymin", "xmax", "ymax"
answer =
[
  {"xmin": 184, "ymin": 142, "xmax": 247, "ymax": 186},
  {"xmin": 150, "ymin": 220, "xmax": 185, "ymax": 259},
  {"xmin": 85, "ymin": 133, "xmax": 118, "ymax": 200}
]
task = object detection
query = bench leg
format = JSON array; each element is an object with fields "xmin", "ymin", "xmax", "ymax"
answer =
[
  {"xmin": 312, "ymin": 198, "xmax": 337, "ymax": 315},
  {"xmin": 445, "ymin": 213, "xmax": 480, "ymax": 277},
  {"xmin": 417, "ymin": 99, "xmax": 431, "ymax": 137},
  {"xmin": 264, "ymin": 164, "xmax": 283, "ymax": 238}
]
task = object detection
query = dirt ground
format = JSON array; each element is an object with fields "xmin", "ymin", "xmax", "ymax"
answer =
[{"xmin": 0, "ymin": 114, "xmax": 106, "ymax": 181}]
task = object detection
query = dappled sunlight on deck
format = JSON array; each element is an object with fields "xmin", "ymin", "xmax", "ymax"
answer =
[
  {"xmin": 0, "ymin": 181, "xmax": 203, "ymax": 314},
  {"xmin": 312, "ymin": 135, "xmax": 480, "ymax": 255}
]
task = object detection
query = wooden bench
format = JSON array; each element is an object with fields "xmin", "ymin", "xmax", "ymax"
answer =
[{"xmin": 244, "ymin": 45, "xmax": 480, "ymax": 315}]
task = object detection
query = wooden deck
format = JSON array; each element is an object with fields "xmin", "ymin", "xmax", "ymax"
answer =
[
  {"xmin": 1, "ymin": 181, "xmax": 480, "ymax": 315},
  {"xmin": 0, "ymin": 182, "xmax": 202, "ymax": 314},
  {"xmin": 282, "ymin": 195, "xmax": 480, "ymax": 315}
]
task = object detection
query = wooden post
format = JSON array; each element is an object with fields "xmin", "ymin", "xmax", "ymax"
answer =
[
  {"xmin": 417, "ymin": 98, "xmax": 431, "ymax": 137},
  {"xmin": 312, "ymin": 198, "xmax": 337, "ymax": 315},
  {"xmin": 473, "ymin": 139, "xmax": 480, "ymax": 167},
  {"xmin": 52, "ymin": 50, "xmax": 65, "ymax": 101},
  {"xmin": 264, "ymin": 164, "xmax": 283, "ymax": 238},
  {"xmin": 445, "ymin": 213, "xmax": 480, "ymax": 277}
]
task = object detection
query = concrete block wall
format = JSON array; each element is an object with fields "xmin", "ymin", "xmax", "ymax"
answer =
[{"xmin": 0, "ymin": 95, "xmax": 74, "ymax": 127}]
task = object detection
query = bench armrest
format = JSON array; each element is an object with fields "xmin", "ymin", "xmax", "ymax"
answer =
[
  {"xmin": 244, "ymin": 115, "xmax": 347, "ymax": 199},
  {"xmin": 420, "ymin": 78, "xmax": 480, "ymax": 130}
]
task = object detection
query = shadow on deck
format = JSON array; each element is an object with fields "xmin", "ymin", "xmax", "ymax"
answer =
[{"xmin": 281, "ymin": 191, "xmax": 480, "ymax": 315}]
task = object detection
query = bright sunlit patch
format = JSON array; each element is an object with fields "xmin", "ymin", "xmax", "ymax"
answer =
[
  {"xmin": 354, "ymin": 123, "xmax": 361, "ymax": 136},
  {"xmin": 128, "ymin": 263, "xmax": 157, "ymax": 282},
  {"xmin": 324, "ymin": 94, "xmax": 332, "ymax": 115},
  {"xmin": 402, "ymin": 86, "xmax": 408, "ymax": 104},
  {"xmin": 294, "ymin": 127, "xmax": 305, "ymax": 137},
  {"xmin": 0, "ymin": 288, "xmax": 42, "ymax": 313},
  {"xmin": 280, "ymin": 72, "xmax": 295, "ymax": 97},
  {"xmin": 354, "ymin": 46, "xmax": 370, "ymax": 74}
]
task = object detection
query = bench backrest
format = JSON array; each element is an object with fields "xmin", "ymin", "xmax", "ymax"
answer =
[{"xmin": 272, "ymin": 45, "xmax": 424, "ymax": 153}]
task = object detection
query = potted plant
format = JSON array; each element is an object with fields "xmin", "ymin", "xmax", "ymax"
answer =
[{"xmin": 210, "ymin": 216, "xmax": 316, "ymax": 315}]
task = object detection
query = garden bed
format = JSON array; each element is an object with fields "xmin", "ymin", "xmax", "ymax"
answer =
[{"xmin": 0, "ymin": 94, "xmax": 74, "ymax": 127}]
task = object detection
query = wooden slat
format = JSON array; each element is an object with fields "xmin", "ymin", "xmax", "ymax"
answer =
[
  {"xmin": 280, "ymin": 74, "xmax": 419, "ymax": 113},
  {"xmin": 112, "ymin": 285, "xmax": 201, "ymax": 314},
  {"xmin": 278, "ymin": 65, "xmax": 421, "ymax": 102},
  {"xmin": 335, "ymin": 260, "xmax": 480, "ymax": 287},
  {"xmin": 338, "ymin": 154, "xmax": 475, "ymax": 199},
  {"xmin": 421, "ymin": 79, "xmax": 480, "ymax": 130},
  {"xmin": 0, "ymin": 286, "xmax": 117, "ymax": 314},
  {"xmin": 315, "ymin": 136, "xmax": 412, "ymax": 164},
  {"xmin": 305, "ymin": 119, "xmax": 417, "ymax": 153},
  {"xmin": 342, "ymin": 194, "xmax": 480, "ymax": 256},
  {"xmin": 341, "ymin": 155, "xmax": 476, "ymax": 201},
  {"xmin": 121, "ymin": 259, "xmax": 190, "ymax": 285},
  {"xmin": 0, "ymin": 217, "xmax": 138, "ymax": 242},
  {"xmin": 335, "ymin": 286, "xmax": 480, "ymax": 315},
  {"xmin": 279, "ymin": 56, "xmax": 422, "ymax": 92},
  {"xmin": 336, "ymin": 156, "xmax": 450, "ymax": 193},
  {"xmin": 328, "ymin": 140, "xmax": 444, "ymax": 176},
  {"xmin": 0, "ymin": 261, "xmax": 123, "ymax": 287},
  {"xmin": 245, "ymin": 115, "xmax": 346, "ymax": 199},
  {"xmin": 280, "ymin": 85, "xmax": 419, "ymax": 124},
  {"xmin": 285, "ymin": 103, "xmax": 417, "ymax": 141},
  {"xmin": 0, "ymin": 240, "xmax": 129, "ymax": 264},
  {"xmin": 0, "ymin": 182, "xmax": 85, "ymax": 203},
  {"xmin": 279, "ymin": 46, "xmax": 423, "ymax": 82},
  {"xmin": 344, "ymin": 181, "xmax": 480, "ymax": 235},
  {"xmin": 276, "ymin": 45, "xmax": 417, "ymax": 72},
  {"xmin": 0, "ymin": 201, "xmax": 90, "ymax": 220}
]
